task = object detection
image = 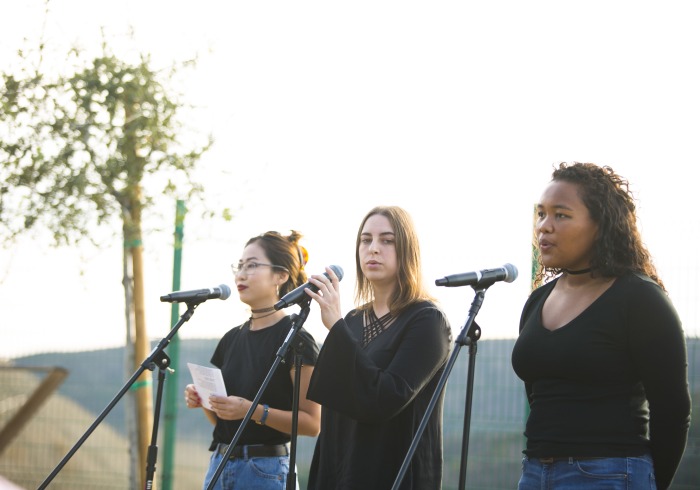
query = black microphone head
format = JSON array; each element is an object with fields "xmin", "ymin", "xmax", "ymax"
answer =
[
  {"xmin": 328, "ymin": 265, "xmax": 344, "ymax": 282},
  {"xmin": 218, "ymin": 284, "xmax": 232, "ymax": 300},
  {"xmin": 273, "ymin": 264, "xmax": 345, "ymax": 310},
  {"xmin": 503, "ymin": 263, "xmax": 518, "ymax": 283}
]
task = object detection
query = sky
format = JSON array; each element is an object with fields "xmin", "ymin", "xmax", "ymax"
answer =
[{"xmin": 1, "ymin": 1, "xmax": 699, "ymax": 359}]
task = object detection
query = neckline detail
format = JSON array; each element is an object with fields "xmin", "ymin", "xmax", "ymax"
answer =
[
  {"xmin": 564, "ymin": 267, "xmax": 592, "ymax": 275},
  {"xmin": 247, "ymin": 314, "xmax": 286, "ymax": 331}
]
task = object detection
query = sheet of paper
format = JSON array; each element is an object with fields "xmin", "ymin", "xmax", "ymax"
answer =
[{"xmin": 187, "ymin": 362, "xmax": 227, "ymax": 410}]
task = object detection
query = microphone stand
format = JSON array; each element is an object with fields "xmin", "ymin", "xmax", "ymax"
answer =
[
  {"xmin": 391, "ymin": 285, "xmax": 490, "ymax": 490},
  {"xmin": 144, "ymin": 353, "xmax": 170, "ymax": 490},
  {"xmin": 206, "ymin": 299, "xmax": 311, "ymax": 490},
  {"xmin": 38, "ymin": 302, "xmax": 202, "ymax": 490},
  {"xmin": 287, "ymin": 331, "xmax": 305, "ymax": 490}
]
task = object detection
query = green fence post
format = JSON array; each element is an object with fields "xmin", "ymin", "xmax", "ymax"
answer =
[{"xmin": 162, "ymin": 199, "xmax": 186, "ymax": 490}]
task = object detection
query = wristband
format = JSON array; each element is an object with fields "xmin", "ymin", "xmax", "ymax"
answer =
[{"xmin": 256, "ymin": 404, "xmax": 269, "ymax": 425}]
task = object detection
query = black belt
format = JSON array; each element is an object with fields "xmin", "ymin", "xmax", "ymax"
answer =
[
  {"xmin": 216, "ymin": 443, "xmax": 289, "ymax": 459},
  {"xmin": 538, "ymin": 456, "xmax": 605, "ymax": 464}
]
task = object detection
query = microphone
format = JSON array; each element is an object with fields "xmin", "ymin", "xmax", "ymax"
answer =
[
  {"xmin": 274, "ymin": 265, "xmax": 344, "ymax": 310},
  {"xmin": 435, "ymin": 263, "xmax": 518, "ymax": 288},
  {"xmin": 160, "ymin": 284, "xmax": 232, "ymax": 303}
]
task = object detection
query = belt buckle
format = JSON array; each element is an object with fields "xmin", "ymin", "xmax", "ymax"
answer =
[
  {"xmin": 219, "ymin": 443, "xmax": 241, "ymax": 459},
  {"xmin": 539, "ymin": 457, "xmax": 554, "ymax": 464},
  {"xmin": 217, "ymin": 443, "xmax": 228, "ymax": 456}
]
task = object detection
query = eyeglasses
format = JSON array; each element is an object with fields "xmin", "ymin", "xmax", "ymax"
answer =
[{"xmin": 231, "ymin": 262, "xmax": 289, "ymax": 276}]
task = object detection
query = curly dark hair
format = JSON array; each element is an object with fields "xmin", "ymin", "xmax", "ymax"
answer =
[{"xmin": 535, "ymin": 162, "xmax": 664, "ymax": 290}]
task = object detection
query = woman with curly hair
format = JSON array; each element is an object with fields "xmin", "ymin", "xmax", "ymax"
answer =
[{"xmin": 512, "ymin": 162, "xmax": 691, "ymax": 489}]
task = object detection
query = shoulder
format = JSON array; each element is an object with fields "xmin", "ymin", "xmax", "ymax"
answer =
[
  {"xmin": 403, "ymin": 300, "xmax": 447, "ymax": 319},
  {"xmin": 272, "ymin": 316, "xmax": 318, "ymax": 346},
  {"xmin": 290, "ymin": 324, "xmax": 321, "ymax": 362},
  {"xmin": 218, "ymin": 322, "xmax": 247, "ymax": 343},
  {"xmin": 296, "ymin": 325, "xmax": 320, "ymax": 349},
  {"xmin": 401, "ymin": 301, "xmax": 451, "ymax": 335},
  {"xmin": 612, "ymin": 272, "xmax": 670, "ymax": 306},
  {"xmin": 617, "ymin": 271, "xmax": 663, "ymax": 292},
  {"xmin": 614, "ymin": 272, "xmax": 678, "ymax": 315},
  {"xmin": 212, "ymin": 323, "xmax": 247, "ymax": 364}
]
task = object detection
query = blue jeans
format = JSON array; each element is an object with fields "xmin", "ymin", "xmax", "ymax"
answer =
[
  {"xmin": 517, "ymin": 454, "xmax": 657, "ymax": 489},
  {"xmin": 203, "ymin": 450, "xmax": 296, "ymax": 490}
]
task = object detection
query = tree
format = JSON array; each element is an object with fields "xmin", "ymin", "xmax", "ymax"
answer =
[{"xmin": 0, "ymin": 40, "xmax": 211, "ymax": 487}]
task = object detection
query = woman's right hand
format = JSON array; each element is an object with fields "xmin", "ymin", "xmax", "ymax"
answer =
[
  {"xmin": 184, "ymin": 383, "xmax": 202, "ymax": 409},
  {"xmin": 306, "ymin": 265, "xmax": 343, "ymax": 330}
]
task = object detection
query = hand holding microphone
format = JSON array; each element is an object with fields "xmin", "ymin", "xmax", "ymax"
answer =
[
  {"xmin": 274, "ymin": 265, "xmax": 344, "ymax": 309},
  {"xmin": 287, "ymin": 265, "xmax": 345, "ymax": 330}
]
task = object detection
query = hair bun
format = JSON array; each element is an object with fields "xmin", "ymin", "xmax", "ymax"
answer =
[{"xmin": 298, "ymin": 245, "xmax": 308, "ymax": 270}]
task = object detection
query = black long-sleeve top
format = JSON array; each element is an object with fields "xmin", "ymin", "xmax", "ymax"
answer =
[
  {"xmin": 306, "ymin": 301, "xmax": 452, "ymax": 490},
  {"xmin": 511, "ymin": 273, "xmax": 691, "ymax": 489}
]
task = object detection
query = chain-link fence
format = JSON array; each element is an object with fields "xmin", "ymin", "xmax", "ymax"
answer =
[{"xmin": 1, "ymin": 335, "xmax": 697, "ymax": 489}]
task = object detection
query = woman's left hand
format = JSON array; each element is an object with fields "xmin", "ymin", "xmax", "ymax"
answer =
[{"xmin": 208, "ymin": 395, "xmax": 250, "ymax": 420}]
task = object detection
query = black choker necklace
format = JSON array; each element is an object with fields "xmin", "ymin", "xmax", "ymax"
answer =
[
  {"xmin": 565, "ymin": 267, "xmax": 592, "ymax": 275},
  {"xmin": 250, "ymin": 310, "xmax": 277, "ymax": 321},
  {"xmin": 250, "ymin": 306, "xmax": 277, "ymax": 323},
  {"xmin": 251, "ymin": 306, "xmax": 275, "ymax": 314}
]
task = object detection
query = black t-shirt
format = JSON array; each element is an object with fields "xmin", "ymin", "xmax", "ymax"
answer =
[
  {"xmin": 511, "ymin": 273, "xmax": 691, "ymax": 490},
  {"xmin": 209, "ymin": 316, "xmax": 320, "ymax": 448}
]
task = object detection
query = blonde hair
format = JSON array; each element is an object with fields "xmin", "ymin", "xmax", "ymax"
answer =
[{"xmin": 354, "ymin": 206, "xmax": 434, "ymax": 315}]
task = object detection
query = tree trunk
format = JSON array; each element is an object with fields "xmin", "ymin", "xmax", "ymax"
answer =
[
  {"xmin": 123, "ymin": 237, "xmax": 140, "ymax": 489},
  {"xmin": 126, "ymin": 186, "xmax": 154, "ymax": 489}
]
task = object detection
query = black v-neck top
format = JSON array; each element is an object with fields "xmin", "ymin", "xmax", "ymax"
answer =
[{"xmin": 511, "ymin": 273, "xmax": 691, "ymax": 489}]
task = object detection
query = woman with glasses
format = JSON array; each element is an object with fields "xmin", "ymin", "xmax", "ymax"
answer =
[
  {"xmin": 303, "ymin": 206, "xmax": 452, "ymax": 490},
  {"xmin": 184, "ymin": 230, "xmax": 321, "ymax": 490}
]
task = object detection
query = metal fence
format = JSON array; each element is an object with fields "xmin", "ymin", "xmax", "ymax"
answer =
[{"xmin": 1, "ymin": 336, "xmax": 698, "ymax": 489}]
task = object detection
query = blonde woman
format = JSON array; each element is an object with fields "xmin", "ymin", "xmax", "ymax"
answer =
[{"xmin": 305, "ymin": 206, "xmax": 452, "ymax": 490}]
